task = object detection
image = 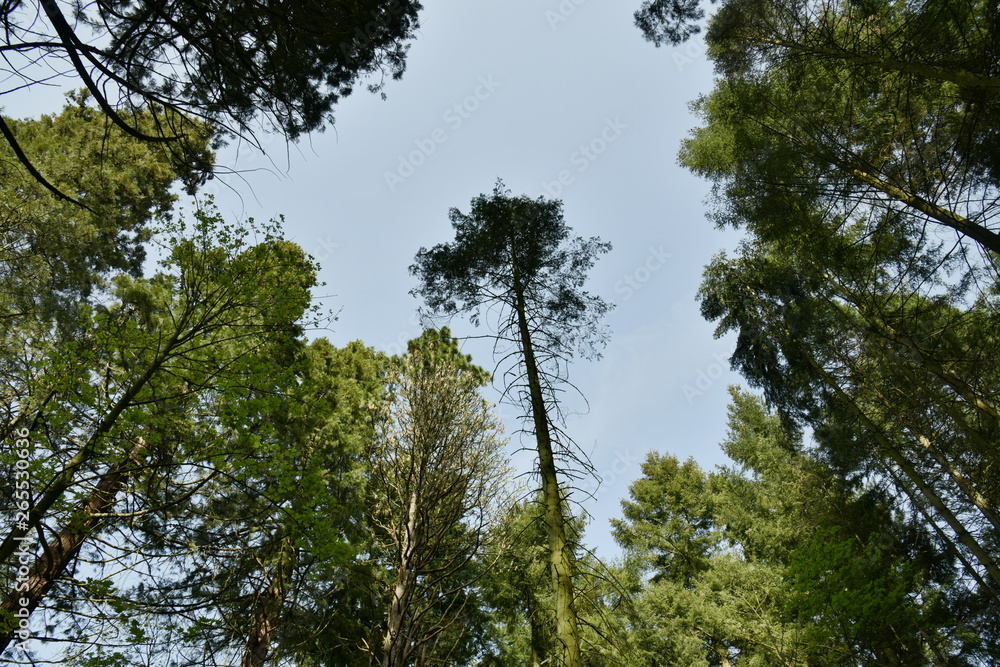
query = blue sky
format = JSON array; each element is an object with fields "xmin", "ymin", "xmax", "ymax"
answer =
[{"xmin": 4, "ymin": 0, "xmax": 744, "ymax": 558}]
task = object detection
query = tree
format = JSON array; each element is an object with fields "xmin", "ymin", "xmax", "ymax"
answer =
[
  {"xmin": 640, "ymin": 0, "xmax": 1000, "ymax": 261},
  {"xmin": 694, "ymin": 227, "xmax": 1000, "ymax": 656},
  {"xmin": 634, "ymin": 0, "xmax": 709, "ymax": 47},
  {"xmin": 667, "ymin": 0, "xmax": 1000, "ymax": 647},
  {"xmin": 637, "ymin": 0, "xmax": 1000, "ymax": 102},
  {"xmin": 0, "ymin": 0, "xmax": 422, "ymax": 199},
  {"xmin": 367, "ymin": 328, "xmax": 510, "ymax": 667},
  {"xmin": 612, "ymin": 389, "xmax": 981, "ymax": 665},
  {"xmin": 103, "ymin": 337, "xmax": 388, "ymax": 667},
  {"xmin": 410, "ymin": 180, "xmax": 612, "ymax": 667},
  {"xmin": 0, "ymin": 93, "xmax": 211, "ymax": 336},
  {"xmin": 714, "ymin": 390, "xmax": 963, "ymax": 665},
  {"xmin": 0, "ymin": 207, "xmax": 319, "ymax": 660},
  {"xmin": 694, "ymin": 226, "xmax": 1000, "ymax": 592}
]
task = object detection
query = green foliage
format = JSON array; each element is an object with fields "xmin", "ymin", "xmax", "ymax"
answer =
[
  {"xmin": 1, "ymin": 0, "xmax": 423, "ymax": 193},
  {"xmin": 676, "ymin": 5, "xmax": 1000, "ymax": 656},
  {"xmin": 366, "ymin": 328, "xmax": 510, "ymax": 667},
  {"xmin": 611, "ymin": 389, "xmax": 981, "ymax": 665},
  {"xmin": 481, "ymin": 498, "xmax": 641, "ymax": 667},
  {"xmin": 411, "ymin": 179, "xmax": 612, "ymax": 361},
  {"xmin": 614, "ymin": 454, "xmax": 720, "ymax": 586},
  {"xmin": 130, "ymin": 337, "xmax": 389, "ymax": 667},
  {"xmin": 0, "ymin": 195, "xmax": 326, "ymax": 661},
  {"xmin": 0, "ymin": 93, "xmax": 211, "ymax": 332},
  {"xmin": 411, "ymin": 180, "xmax": 614, "ymax": 667},
  {"xmin": 634, "ymin": 0, "xmax": 707, "ymax": 47}
]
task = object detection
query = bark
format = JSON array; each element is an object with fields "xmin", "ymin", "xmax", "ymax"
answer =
[
  {"xmin": 240, "ymin": 534, "xmax": 296, "ymax": 667},
  {"xmin": 842, "ymin": 162, "xmax": 1000, "ymax": 256},
  {"xmin": 382, "ymin": 489, "xmax": 421, "ymax": 667},
  {"xmin": 1, "ymin": 437, "xmax": 146, "ymax": 653},
  {"xmin": 0, "ymin": 334, "xmax": 177, "ymax": 566},
  {"xmin": 808, "ymin": 358, "xmax": 1000, "ymax": 589},
  {"xmin": 511, "ymin": 257, "xmax": 581, "ymax": 667},
  {"xmin": 770, "ymin": 123, "xmax": 1000, "ymax": 255}
]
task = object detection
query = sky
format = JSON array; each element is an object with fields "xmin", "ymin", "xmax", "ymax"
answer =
[{"xmin": 4, "ymin": 0, "xmax": 745, "ymax": 559}]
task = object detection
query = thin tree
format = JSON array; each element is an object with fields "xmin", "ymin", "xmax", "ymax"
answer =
[
  {"xmin": 368, "ymin": 329, "xmax": 510, "ymax": 667},
  {"xmin": 0, "ymin": 210, "xmax": 318, "ymax": 659},
  {"xmin": 410, "ymin": 181, "xmax": 612, "ymax": 667}
]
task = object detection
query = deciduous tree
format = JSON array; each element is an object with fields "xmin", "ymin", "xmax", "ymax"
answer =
[{"xmin": 0, "ymin": 208, "xmax": 318, "ymax": 660}]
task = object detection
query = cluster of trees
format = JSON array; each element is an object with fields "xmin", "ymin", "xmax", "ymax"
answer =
[
  {"xmin": 0, "ymin": 99, "xmax": 522, "ymax": 665},
  {"xmin": 1, "ymin": 0, "xmax": 998, "ymax": 664},
  {"xmin": 622, "ymin": 0, "xmax": 1000, "ymax": 663},
  {"xmin": 0, "ymin": 100, "xmax": 623, "ymax": 667}
]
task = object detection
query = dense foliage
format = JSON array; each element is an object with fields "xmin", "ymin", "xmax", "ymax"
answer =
[
  {"xmin": 1, "ymin": 0, "xmax": 998, "ymax": 664},
  {"xmin": 0, "ymin": 0, "xmax": 422, "ymax": 199}
]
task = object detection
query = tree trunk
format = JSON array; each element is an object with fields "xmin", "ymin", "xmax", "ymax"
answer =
[
  {"xmin": 529, "ymin": 604, "xmax": 546, "ymax": 667},
  {"xmin": 511, "ymin": 258, "xmax": 581, "ymax": 667},
  {"xmin": 1, "ymin": 437, "xmax": 146, "ymax": 653},
  {"xmin": 0, "ymin": 335, "xmax": 176, "ymax": 566},
  {"xmin": 240, "ymin": 533, "xmax": 295, "ymax": 667},
  {"xmin": 808, "ymin": 358, "xmax": 1000, "ymax": 589},
  {"xmin": 382, "ymin": 490, "xmax": 421, "ymax": 667}
]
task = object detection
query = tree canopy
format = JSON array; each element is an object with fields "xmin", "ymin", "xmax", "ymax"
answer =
[
  {"xmin": 411, "ymin": 181, "xmax": 613, "ymax": 667},
  {"xmin": 4, "ymin": 0, "xmax": 1000, "ymax": 663},
  {"xmin": 0, "ymin": 0, "xmax": 422, "ymax": 198}
]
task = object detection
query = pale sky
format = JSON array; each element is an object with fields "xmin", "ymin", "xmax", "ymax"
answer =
[{"xmin": 4, "ymin": 0, "xmax": 745, "ymax": 559}]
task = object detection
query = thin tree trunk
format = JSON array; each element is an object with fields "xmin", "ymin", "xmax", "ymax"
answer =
[
  {"xmin": 883, "ymin": 462, "xmax": 1000, "ymax": 608},
  {"xmin": 382, "ymin": 490, "xmax": 421, "ymax": 667},
  {"xmin": 240, "ymin": 533, "xmax": 295, "ymax": 667},
  {"xmin": 0, "ymin": 335, "xmax": 177, "ymax": 566},
  {"xmin": 915, "ymin": 434, "xmax": 1000, "ymax": 534},
  {"xmin": 775, "ymin": 124, "xmax": 1000, "ymax": 255},
  {"xmin": 511, "ymin": 258, "xmax": 581, "ymax": 667},
  {"xmin": 842, "ymin": 160, "xmax": 1000, "ymax": 255},
  {"xmin": 812, "ymin": 286, "xmax": 1000, "ymax": 549},
  {"xmin": 529, "ymin": 608, "xmax": 546, "ymax": 667},
  {"xmin": 808, "ymin": 358, "xmax": 1000, "ymax": 589}
]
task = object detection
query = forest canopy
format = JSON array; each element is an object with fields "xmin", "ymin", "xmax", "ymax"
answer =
[{"xmin": 0, "ymin": 0, "xmax": 998, "ymax": 664}]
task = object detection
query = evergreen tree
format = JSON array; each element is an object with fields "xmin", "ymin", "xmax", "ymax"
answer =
[
  {"xmin": 411, "ymin": 180, "xmax": 612, "ymax": 667},
  {"xmin": 0, "ymin": 0, "xmax": 422, "ymax": 198}
]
